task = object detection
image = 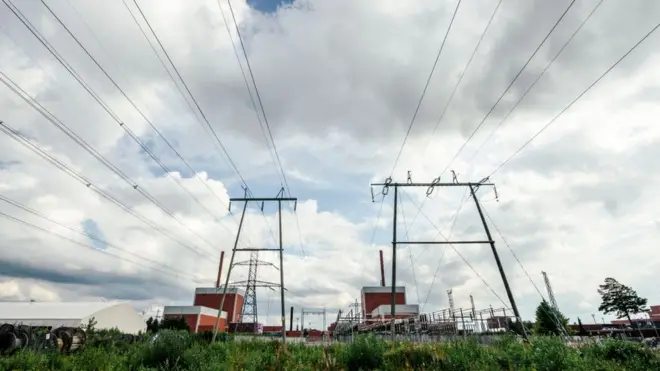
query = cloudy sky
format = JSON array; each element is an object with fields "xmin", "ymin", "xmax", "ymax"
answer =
[{"xmin": 1, "ymin": 0, "xmax": 659, "ymax": 330}]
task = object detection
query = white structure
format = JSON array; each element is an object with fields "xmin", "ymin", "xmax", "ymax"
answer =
[
  {"xmin": 0, "ymin": 302, "xmax": 146, "ymax": 334},
  {"xmin": 372, "ymin": 304, "xmax": 420, "ymax": 317},
  {"xmin": 162, "ymin": 306, "xmax": 225, "ymax": 318}
]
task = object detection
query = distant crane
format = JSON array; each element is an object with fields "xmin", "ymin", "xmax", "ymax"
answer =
[
  {"xmin": 447, "ymin": 289, "xmax": 455, "ymax": 312},
  {"xmin": 542, "ymin": 271, "xmax": 559, "ymax": 311}
]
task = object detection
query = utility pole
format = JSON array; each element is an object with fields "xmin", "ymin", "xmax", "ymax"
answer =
[
  {"xmin": 371, "ymin": 174, "xmax": 527, "ymax": 341},
  {"xmin": 211, "ymin": 188, "xmax": 297, "ymax": 349}
]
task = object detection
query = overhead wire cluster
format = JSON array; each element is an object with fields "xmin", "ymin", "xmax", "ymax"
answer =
[
  {"xmin": 0, "ymin": 0, "xmax": 658, "ymax": 324},
  {"xmin": 1, "ymin": 0, "xmax": 321, "ymax": 318},
  {"xmin": 0, "ymin": 0, "xmax": 290, "ymax": 291},
  {"xmin": 377, "ymin": 0, "xmax": 660, "ymax": 318}
]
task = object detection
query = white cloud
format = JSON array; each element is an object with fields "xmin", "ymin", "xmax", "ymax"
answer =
[{"xmin": 0, "ymin": 0, "xmax": 659, "ymax": 331}]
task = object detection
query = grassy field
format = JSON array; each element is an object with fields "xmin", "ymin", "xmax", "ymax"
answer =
[{"xmin": 1, "ymin": 330, "xmax": 659, "ymax": 370}]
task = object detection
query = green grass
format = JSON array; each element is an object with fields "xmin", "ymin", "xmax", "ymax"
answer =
[{"xmin": 1, "ymin": 330, "xmax": 658, "ymax": 370}]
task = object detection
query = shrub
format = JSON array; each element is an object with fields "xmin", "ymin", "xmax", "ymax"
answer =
[
  {"xmin": 127, "ymin": 330, "xmax": 192, "ymax": 370},
  {"xmin": 384, "ymin": 342, "xmax": 437, "ymax": 370},
  {"xmin": 336, "ymin": 334, "xmax": 387, "ymax": 370}
]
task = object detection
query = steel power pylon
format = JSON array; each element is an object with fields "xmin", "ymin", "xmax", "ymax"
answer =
[
  {"xmin": 370, "ymin": 173, "xmax": 527, "ymax": 341},
  {"xmin": 233, "ymin": 251, "xmax": 278, "ymax": 324},
  {"xmin": 211, "ymin": 188, "xmax": 297, "ymax": 347}
]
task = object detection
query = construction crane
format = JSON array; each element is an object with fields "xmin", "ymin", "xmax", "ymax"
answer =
[{"xmin": 542, "ymin": 271, "xmax": 559, "ymax": 311}]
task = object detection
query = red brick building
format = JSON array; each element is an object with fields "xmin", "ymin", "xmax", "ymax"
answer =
[
  {"xmin": 162, "ymin": 306, "xmax": 227, "ymax": 333},
  {"xmin": 162, "ymin": 286, "xmax": 244, "ymax": 333},
  {"xmin": 193, "ymin": 287, "xmax": 244, "ymax": 323},
  {"xmin": 361, "ymin": 286, "xmax": 406, "ymax": 322}
]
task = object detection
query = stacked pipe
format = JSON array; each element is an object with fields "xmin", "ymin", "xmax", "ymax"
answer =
[
  {"xmin": 0, "ymin": 324, "xmax": 87, "ymax": 354},
  {"xmin": 0, "ymin": 324, "xmax": 29, "ymax": 354}
]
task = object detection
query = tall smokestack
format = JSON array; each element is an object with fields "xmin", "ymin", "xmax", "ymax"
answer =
[
  {"xmin": 289, "ymin": 306, "xmax": 294, "ymax": 332},
  {"xmin": 215, "ymin": 251, "xmax": 225, "ymax": 288},
  {"xmin": 379, "ymin": 250, "xmax": 386, "ymax": 287}
]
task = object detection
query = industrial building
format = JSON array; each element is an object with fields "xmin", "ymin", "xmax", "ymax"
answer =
[
  {"xmin": 162, "ymin": 285, "xmax": 245, "ymax": 333},
  {"xmin": 193, "ymin": 287, "xmax": 244, "ymax": 323},
  {"xmin": 162, "ymin": 306, "xmax": 226, "ymax": 333},
  {"xmin": 0, "ymin": 301, "xmax": 146, "ymax": 334},
  {"xmin": 361, "ymin": 286, "xmax": 409, "ymax": 322}
]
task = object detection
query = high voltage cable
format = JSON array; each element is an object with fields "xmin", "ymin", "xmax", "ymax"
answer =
[
  {"xmin": 0, "ymin": 121, "xmax": 209, "ymax": 258},
  {"xmin": 464, "ymin": 0, "xmax": 606, "ymax": 167},
  {"xmin": 389, "ymin": 0, "xmax": 462, "ymax": 176},
  {"xmin": 489, "ymin": 19, "xmax": 660, "ymax": 177},
  {"xmin": 127, "ymin": 0, "xmax": 281, "ymax": 251},
  {"xmin": 441, "ymin": 0, "xmax": 577, "ymax": 175},
  {"xmin": 398, "ymin": 191, "xmax": 420, "ymax": 304},
  {"xmin": 402, "ymin": 187, "xmax": 468, "ymax": 271},
  {"xmin": 224, "ymin": 0, "xmax": 306, "ymax": 257},
  {"xmin": 1, "ymin": 0, "xmax": 222, "ymax": 254},
  {"xmin": 0, "ymin": 210, "xmax": 208, "ymax": 284},
  {"xmin": 401, "ymin": 191, "xmax": 511, "ymax": 312},
  {"xmin": 130, "ymin": 0, "xmax": 250, "ymax": 191},
  {"xmin": 40, "ymin": 0, "xmax": 239, "ymax": 217},
  {"xmin": 405, "ymin": 0, "xmax": 575, "ymax": 238},
  {"xmin": 214, "ymin": 0, "xmax": 284, "ymax": 190},
  {"xmin": 120, "ymin": 0, "xmax": 268, "ymax": 249},
  {"xmin": 0, "ymin": 72, "xmax": 218, "ymax": 256},
  {"xmin": 421, "ymin": 0, "xmax": 504, "ymax": 159},
  {"xmin": 0, "ymin": 193, "xmax": 200, "ymax": 280},
  {"xmin": 482, "ymin": 204, "xmax": 567, "ymax": 336},
  {"xmin": 210, "ymin": 0, "xmax": 287, "ymax": 252},
  {"xmin": 402, "ymin": 0, "xmax": 502, "ymax": 236},
  {"xmin": 38, "ymin": 1, "xmax": 239, "ymax": 239},
  {"xmin": 368, "ymin": 0, "xmax": 462, "ymax": 254},
  {"xmin": 400, "ymin": 191, "xmax": 465, "ymax": 311},
  {"xmin": 482, "ymin": 206, "xmax": 545, "ymax": 300},
  {"xmin": 212, "ymin": 0, "xmax": 286, "ymax": 252}
]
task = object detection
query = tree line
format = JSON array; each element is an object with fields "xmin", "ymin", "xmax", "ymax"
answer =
[{"xmin": 509, "ymin": 277, "xmax": 651, "ymax": 337}]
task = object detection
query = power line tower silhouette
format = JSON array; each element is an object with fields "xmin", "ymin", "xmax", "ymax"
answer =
[
  {"xmin": 240, "ymin": 251, "xmax": 259, "ymax": 323},
  {"xmin": 234, "ymin": 251, "xmax": 277, "ymax": 324}
]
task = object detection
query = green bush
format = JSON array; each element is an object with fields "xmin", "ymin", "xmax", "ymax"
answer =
[
  {"xmin": 336, "ymin": 334, "xmax": 387, "ymax": 370},
  {"xmin": 127, "ymin": 330, "xmax": 192, "ymax": 370},
  {"xmin": 1, "ymin": 332, "xmax": 659, "ymax": 370}
]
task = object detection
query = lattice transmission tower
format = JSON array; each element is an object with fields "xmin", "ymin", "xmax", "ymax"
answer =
[{"xmin": 234, "ymin": 251, "xmax": 278, "ymax": 324}]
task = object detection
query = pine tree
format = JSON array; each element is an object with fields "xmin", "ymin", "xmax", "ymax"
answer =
[
  {"xmin": 534, "ymin": 300, "xmax": 569, "ymax": 336},
  {"xmin": 577, "ymin": 317, "xmax": 588, "ymax": 336},
  {"xmin": 598, "ymin": 277, "xmax": 647, "ymax": 337},
  {"xmin": 506, "ymin": 318, "xmax": 533, "ymax": 337}
]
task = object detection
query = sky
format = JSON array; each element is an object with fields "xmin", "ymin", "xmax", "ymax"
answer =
[{"xmin": 0, "ymin": 0, "xmax": 659, "ymax": 331}]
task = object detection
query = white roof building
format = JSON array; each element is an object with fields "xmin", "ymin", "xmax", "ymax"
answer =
[{"xmin": 0, "ymin": 302, "xmax": 147, "ymax": 334}]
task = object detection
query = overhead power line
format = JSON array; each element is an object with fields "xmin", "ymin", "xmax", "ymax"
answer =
[
  {"xmin": 222, "ymin": 0, "xmax": 307, "ymax": 257},
  {"xmin": 2, "ymin": 0, "xmax": 223, "ymax": 254},
  {"xmin": 368, "ymin": 0, "xmax": 462, "ymax": 255},
  {"xmin": 489, "ymin": 19, "xmax": 660, "ymax": 176},
  {"xmin": 421, "ymin": 0, "xmax": 504, "ymax": 159},
  {"xmin": 0, "ymin": 120, "xmax": 209, "ymax": 259},
  {"xmin": 40, "ymin": 0, "xmax": 237, "ymax": 216},
  {"xmin": 400, "ymin": 190, "xmax": 511, "ymax": 312},
  {"xmin": 389, "ymin": 0, "xmax": 463, "ymax": 176},
  {"xmin": 0, "ymin": 72, "xmax": 218, "ymax": 256},
  {"xmin": 398, "ymin": 191, "xmax": 420, "ymax": 304},
  {"xmin": 441, "ymin": 0, "xmax": 577, "ymax": 176},
  {"xmin": 0, "ymin": 209, "xmax": 207, "ymax": 283},
  {"xmin": 129, "ymin": 0, "xmax": 250, "ymax": 191},
  {"xmin": 400, "ymin": 0, "xmax": 503, "ymax": 258},
  {"xmin": 0, "ymin": 193, "xmax": 200, "ymax": 280},
  {"xmin": 404, "ymin": 0, "xmax": 575, "ymax": 241},
  {"xmin": 465, "ymin": 0, "xmax": 605, "ymax": 167}
]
